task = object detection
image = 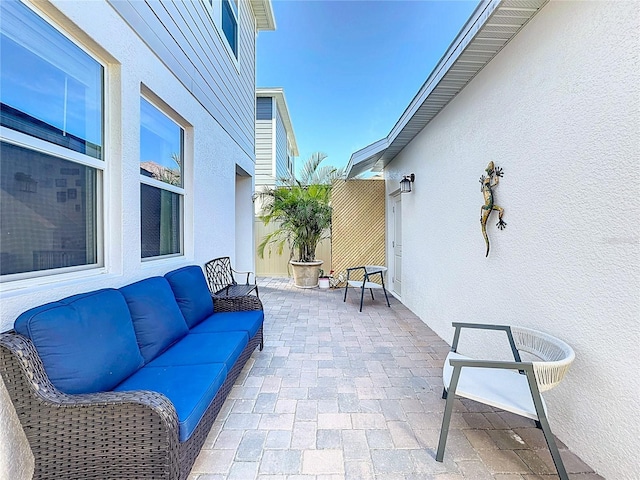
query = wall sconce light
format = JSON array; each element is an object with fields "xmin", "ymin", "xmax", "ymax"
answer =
[{"xmin": 400, "ymin": 173, "xmax": 415, "ymax": 193}]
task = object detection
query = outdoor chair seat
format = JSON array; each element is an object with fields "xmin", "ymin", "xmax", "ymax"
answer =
[
  {"xmin": 436, "ymin": 322, "xmax": 575, "ymax": 480},
  {"xmin": 343, "ymin": 265, "xmax": 390, "ymax": 312},
  {"xmin": 219, "ymin": 283, "xmax": 257, "ymax": 297},
  {"xmin": 442, "ymin": 351, "xmax": 546, "ymax": 420}
]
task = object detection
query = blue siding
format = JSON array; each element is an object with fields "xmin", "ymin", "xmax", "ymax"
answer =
[
  {"xmin": 255, "ymin": 97, "xmax": 273, "ymax": 186},
  {"xmin": 275, "ymin": 106, "xmax": 288, "ymax": 181},
  {"xmin": 256, "ymin": 97, "xmax": 272, "ymax": 120}
]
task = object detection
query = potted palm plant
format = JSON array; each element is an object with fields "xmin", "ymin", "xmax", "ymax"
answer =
[{"xmin": 258, "ymin": 153, "xmax": 341, "ymax": 288}]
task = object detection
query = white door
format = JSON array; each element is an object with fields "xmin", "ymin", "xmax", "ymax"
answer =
[{"xmin": 392, "ymin": 195, "xmax": 402, "ymax": 296}]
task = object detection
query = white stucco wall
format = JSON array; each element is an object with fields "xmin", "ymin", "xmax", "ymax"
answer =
[
  {"xmin": 0, "ymin": 1, "xmax": 257, "ymax": 477},
  {"xmin": 385, "ymin": 1, "xmax": 639, "ymax": 478}
]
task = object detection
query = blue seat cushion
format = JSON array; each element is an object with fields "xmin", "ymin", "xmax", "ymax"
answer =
[
  {"xmin": 165, "ymin": 266, "xmax": 214, "ymax": 329},
  {"xmin": 120, "ymin": 277, "xmax": 189, "ymax": 363},
  {"xmin": 190, "ymin": 310, "xmax": 263, "ymax": 339},
  {"xmin": 114, "ymin": 363, "xmax": 226, "ymax": 442},
  {"xmin": 148, "ymin": 331, "xmax": 249, "ymax": 372},
  {"xmin": 14, "ymin": 289, "xmax": 144, "ymax": 394}
]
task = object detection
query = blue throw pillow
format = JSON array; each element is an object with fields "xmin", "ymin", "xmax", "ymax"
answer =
[
  {"xmin": 14, "ymin": 289, "xmax": 144, "ymax": 395},
  {"xmin": 164, "ymin": 266, "xmax": 214, "ymax": 328},
  {"xmin": 119, "ymin": 277, "xmax": 189, "ymax": 363}
]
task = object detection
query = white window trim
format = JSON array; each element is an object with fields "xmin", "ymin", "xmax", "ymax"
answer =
[
  {"xmin": 202, "ymin": 0, "xmax": 240, "ymax": 68},
  {"xmin": 139, "ymin": 94, "xmax": 187, "ymax": 261},
  {"xmin": 0, "ymin": 127, "xmax": 105, "ymax": 171},
  {"xmin": 0, "ymin": 132, "xmax": 106, "ymax": 284},
  {"xmin": 0, "ymin": 3, "xmax": 107, "ymax": 285},
  {"xmin": 140, "ymin": 175, "xmax": 185, "ymax": 196}
]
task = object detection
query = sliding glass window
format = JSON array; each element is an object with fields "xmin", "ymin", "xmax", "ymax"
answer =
[
  {"xmin": 0, "ymin": 0, "xmax": 103, "ymax": 278},
  {"xmin": 203, "ymin": 0, "xmax": 239, "ymax": 59},
  {"xmin": 140, "ymin": 97, "xmax": 184, "ymax": 259}
]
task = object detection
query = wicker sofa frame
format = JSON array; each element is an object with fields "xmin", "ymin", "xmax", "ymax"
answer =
[{"xmin": 0, "ymin": 295, "xmax": 264, "ymax": 480}]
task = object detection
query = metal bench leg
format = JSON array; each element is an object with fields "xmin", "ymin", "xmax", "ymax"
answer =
[
  {"xmin": 359, "ymin": 284, "xmax": 365, "ymax": 312},
  {"xmin": 526, "ymin": 371, "xmax": 569, "ymax": 480},
  {"xmin": 369, "ymin": 289, "xmax": 375, "ymax": 300},
  {"xmin": 380, "ymin": 278, "xmax": 390, "ymax": 307},
  {"xmin": 436, "ymin": 365, "xmax": 462, "ymax": 462},
  {"xmin": 343, "ymin": 270, "xmax": 352, "ymax": 303}
]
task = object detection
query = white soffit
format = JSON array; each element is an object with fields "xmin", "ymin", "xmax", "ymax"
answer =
[
  {"xmin": 250, "ymin": 0, "xmax": 276, "ymax": 31},
  {"xmin": 257, "ymin": 87, "xmax": 299, "ymax": 156},
  {"xmin": 346, "ymin": 0, "xmax": 548, "ymax": 178}
]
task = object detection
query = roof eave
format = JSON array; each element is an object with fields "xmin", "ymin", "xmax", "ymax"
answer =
[
  {"xmin": 250, "ymin": 0, "xmax": 276, "ymax": 31},
  {"xmin": 257, "ymin": 87, "xmax": 299, "ymax": 156},
  {"xmin": 346, "ymin": 138, "xmax": 388, "ymax": 178}
]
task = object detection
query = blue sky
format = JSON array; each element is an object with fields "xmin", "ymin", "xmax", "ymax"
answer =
[{"xmin": 257, "ymin": 0, "xmax": 480, "ymax": 173}]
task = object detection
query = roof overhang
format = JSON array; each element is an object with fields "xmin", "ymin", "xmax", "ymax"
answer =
[
  {"xmin": 257, "ymin": 87, "xmax": 299, "ymax": 156},
  {"xmin": 346, "ymin": 0, "xmax": 548, "ymax": 178},
  {"xmin": 346, "ymin": 138, "xmax": 388, "ymax": 178},
  {"xmin": 250, "ymin": 0, "xmax": 276, "ymax": 31}
]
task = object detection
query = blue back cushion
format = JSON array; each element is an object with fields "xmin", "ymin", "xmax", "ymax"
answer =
[
  {"xmin": 14, "ymin": 289, "xmax": 144, "ymax": 395},
  {"xmin": 164, "ymin": 266, "xmax": 213, "ymax": 328},
  {"xmin": 119, "ymin": 277, "xmax": 189, "ymax": 363}
]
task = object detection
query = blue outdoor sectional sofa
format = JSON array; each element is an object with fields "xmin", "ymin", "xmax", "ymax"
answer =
[{"xmin": 0, "ymin": 265, "xmax": 264, "ymax": 480}]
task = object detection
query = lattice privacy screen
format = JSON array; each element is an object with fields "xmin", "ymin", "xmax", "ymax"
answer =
[{"xmin": 331, "ymin": 179, "xmax": 385, "ymax": 285}]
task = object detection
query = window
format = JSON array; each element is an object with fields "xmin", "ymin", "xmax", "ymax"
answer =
[
  {"xmin": 205, "ymin": 0, "xmax": 239, "ymax": 59},
  {"xmin": 140, "ymin": 97, "xmax": 184, "ymax": 259},
  {"xmin": 221, "ymin": 0, "xmax": 238, "ymax": 57},
  {"xmin": 1, "ymin": 1, "xmax": 102, "ymax": 158},
  {"xmin": 0, "ymin": 0, "xmax": 103, "ymax": 279}
]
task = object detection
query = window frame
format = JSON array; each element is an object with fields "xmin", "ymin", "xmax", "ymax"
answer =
[
  {"xmin": 202, "ymin": 0, "xmax": 240, "ymax": 64},
  {"xmin": 221, "ymin": 0, "xmax": 238, "ymax": 57},
  {"xmin": 0, "ymin": 2, "xmax": 106, "ymax": 284},
  {"xmin": 139, "ymin": 94, "xmax": 186, "ymax": 262}
]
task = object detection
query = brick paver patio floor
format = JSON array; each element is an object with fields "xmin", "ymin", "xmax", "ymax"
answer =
[{"xmin": 189, "ymin": 277, "xmax": 601, "ymax": 480}]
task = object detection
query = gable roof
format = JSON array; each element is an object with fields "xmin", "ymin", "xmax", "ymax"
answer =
[
  {"xmin": 346, "ymin": 0, "xmax": 548, "ymax": 178},
  {"xmin": 257, "ymin": 87, "xmax": 299, "ymax": 156}
]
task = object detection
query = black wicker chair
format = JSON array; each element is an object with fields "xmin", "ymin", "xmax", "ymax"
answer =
[
  {"xmin": 0, "ymin": 296, "xmax": 263, "ymax": 480},
  {"xmin": 205, "ymin": 256, "xmax": 259, "ymax": 299}
]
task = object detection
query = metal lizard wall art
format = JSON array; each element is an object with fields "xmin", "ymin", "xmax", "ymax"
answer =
[{"xmin": 480, "ymin": 161, "xmax": 506, "ymax": 257}]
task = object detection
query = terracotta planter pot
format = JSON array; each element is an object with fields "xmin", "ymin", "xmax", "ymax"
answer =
[{"xmin": 289, "ymin": 260, "xmax": 323, "ymax": 288}]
